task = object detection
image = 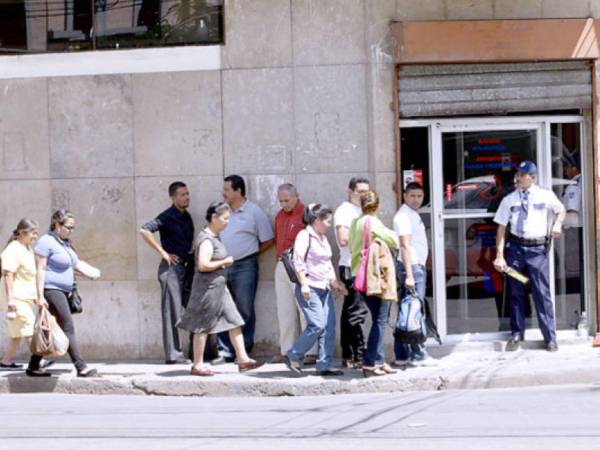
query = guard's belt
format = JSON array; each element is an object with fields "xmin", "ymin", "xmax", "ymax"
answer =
[{"xmin": 509, "ymin": 234, "xmax": 548, "ymax": 247}]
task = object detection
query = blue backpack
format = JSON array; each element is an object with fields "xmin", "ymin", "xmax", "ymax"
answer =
[{"xmin": 394, "ymin": 290, "xmax": 427, "ymax": 345}]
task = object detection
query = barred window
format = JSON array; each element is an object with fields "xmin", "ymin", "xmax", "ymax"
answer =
[{"xmin": 0, "ymin": 0, "xmax": 223, "ymax": 54}]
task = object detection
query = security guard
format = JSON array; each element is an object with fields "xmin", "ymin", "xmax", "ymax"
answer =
[{"xmin": 493, "ymin": 161, "xmax": 566, "ymax": 352}]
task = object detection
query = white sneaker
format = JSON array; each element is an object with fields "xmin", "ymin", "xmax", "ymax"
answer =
[
  {"xmin": 409, "ymin": 357, "xmax": 438, "ymax": 367},
  {"xmin": 391, "ymin": 359, "xmax": 409, "ymax": 368}
]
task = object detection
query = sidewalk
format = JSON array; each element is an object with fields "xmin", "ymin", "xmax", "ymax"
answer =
[{"xmin": 1, "ymin": 338, "xmax": 599, "ymax": 397}]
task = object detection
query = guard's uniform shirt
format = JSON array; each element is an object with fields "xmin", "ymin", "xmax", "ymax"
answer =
[
  {"xmin": 562, "ymin": 174, "xmax": 582, "ymax": 228},
  {"xmin": 494, "ymin": 185, "xmax": 564, "ymax": 239}
]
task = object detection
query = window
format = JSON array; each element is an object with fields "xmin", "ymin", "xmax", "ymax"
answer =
[{"xmin": 0, "ymin": 0, "xmax": 223, "ymax": 54}]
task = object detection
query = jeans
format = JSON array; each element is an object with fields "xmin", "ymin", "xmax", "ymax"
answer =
[
  {"xmin": 274, "ymin": 261, "xmax": 312, "ymax": 355},
  {"xmin": 287, "ymin": 285, "xmax": 336, "ymax": 372},
  {"xmin": 363, "ymin": 295, "xmax": 391, "ymax": 367},
  {"xmin": 29, "ymin": 289, "xmax": 86, "ymax": 372},
  {"xmin": 394, "ymin": 262, "xmax": 428, "ymax": 361},
  {"xmin": 339, "ymin": 266, "xmax": 367, "ymax": 361},
  {"xmin": 217, "ymin": 254, "xmax": 258, "ymax": 358}
]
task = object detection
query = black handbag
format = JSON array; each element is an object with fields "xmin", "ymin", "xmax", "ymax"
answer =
[
  {"xmin": 67, "ymin": 283, "xmax": 83, "ymax": 314},
  {"xmin": 281, "ymin": 233, "xmax": 312, "ymax": 284}
]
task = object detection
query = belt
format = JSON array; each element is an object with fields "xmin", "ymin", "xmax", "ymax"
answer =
[
  {"xmin": 235, "ymin": 252, "xmax": 258, "ymax": 263},
  {"xmin": 509, "ymin": 235, "xmax": 548, "ymax": 247}
]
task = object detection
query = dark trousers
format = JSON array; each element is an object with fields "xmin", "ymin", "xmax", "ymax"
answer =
[
  {"xmin": 506, "ymin": 242, "xmax": 556, "ymax": 343},
  {"xmin": 339, "ymin": 266, "xmax": 367, "ymax": 361},
  {"xmin": 29, "ymin": 289, "xmax": 86, "ymax": 372},
  {"xmin": 363, "ymin": 296, "xmax": 391, "ymax": 367},
  {"xmin": 158, "ymin": 260, "xmax": 192, "ymax": 361},
  {"xmin": 217, "ymin": 254, "xmax": 258, "ymax": 358}
]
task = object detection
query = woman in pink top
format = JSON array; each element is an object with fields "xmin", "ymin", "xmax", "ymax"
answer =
[{"xmin": 283, "ymin": 204, "xmax": 347, "ymax": 376}]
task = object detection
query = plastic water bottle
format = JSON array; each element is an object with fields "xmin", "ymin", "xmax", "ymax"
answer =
[{"xmin": 577, "ymin": 311, "xmax": 589, "ymax": 338}]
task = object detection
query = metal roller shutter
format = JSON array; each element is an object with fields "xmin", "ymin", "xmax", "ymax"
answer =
[{"xmin": 398, "ymin": 61, "xmax": 592, "ymax": 118}]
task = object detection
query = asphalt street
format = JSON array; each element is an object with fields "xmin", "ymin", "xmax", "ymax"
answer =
[{"xmin": 1, "ymin": 384, "xmax": 599, "ymax": 450}]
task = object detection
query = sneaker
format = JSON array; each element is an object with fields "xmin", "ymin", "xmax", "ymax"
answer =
[{"xmin": 409, "ymin": 357, "xmax": 438, "ymax": 368}]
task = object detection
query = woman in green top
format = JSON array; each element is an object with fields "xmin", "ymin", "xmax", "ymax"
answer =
[{"xmin": 349, "ymin": 191, "xmax": 399, "ymax": 377}]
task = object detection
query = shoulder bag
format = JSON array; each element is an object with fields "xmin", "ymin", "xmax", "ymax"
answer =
[
  {"xmin": 353, "ymin": 217, "xmax": 372, "ymax": 293},
  {"xmin": 281, "ymin": 232, "xmax": 312, "ymax": 284}
]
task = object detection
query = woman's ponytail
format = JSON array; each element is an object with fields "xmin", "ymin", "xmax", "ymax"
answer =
[{"xmin": 1, "ymin": 218, "xmax": 38, "ymax": 275}]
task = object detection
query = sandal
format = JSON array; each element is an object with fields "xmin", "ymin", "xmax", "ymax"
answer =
[
  {"xmin": 362, "ymin": 366, "xmax": 387, "ymax": 378},
  {"xmin": 379, "ymin": 363, "xmax": 397, "ymax": 374},
  {"xmin": 191, "ymin": 367, "xmax": 214, "ymax": 377},
  {"xmin": 237, "ymin": 359, "xmax": 264, "ymax": 373}
]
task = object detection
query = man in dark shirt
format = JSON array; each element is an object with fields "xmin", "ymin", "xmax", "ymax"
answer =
[{"xmin": 139, "ymin": 181, "xmax": 194, "ymax": 364}]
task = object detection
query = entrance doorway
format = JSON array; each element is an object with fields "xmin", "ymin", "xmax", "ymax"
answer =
[{"xmin": 400, "ymin": 116, "xmax": 588, "ymax": 339}]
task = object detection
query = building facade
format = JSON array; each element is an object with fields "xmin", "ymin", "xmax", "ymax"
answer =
[{"xmin": 1, "ymin": 0, "xmax": 598, "ymax": 359}]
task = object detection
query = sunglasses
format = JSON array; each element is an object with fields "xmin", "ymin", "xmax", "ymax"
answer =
[{"xmin": 62, "ymin": 224, "xmax": 75, "ymax": 231}]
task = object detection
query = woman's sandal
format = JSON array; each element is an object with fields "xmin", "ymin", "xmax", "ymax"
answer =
[
  {"xmin": 237, "ymin": 359, "xmax": 264, "ymax": 373},
  {"xmin": 191, "ymin": 366, "xmax": 214, "ymax": 377},
  {"xmin": 379, "ymin": 363, "xmax": 398, "ymax": 374},
  {"xmin": 362, "ymin": 366, "xmax": 387, "ymax": 378}
]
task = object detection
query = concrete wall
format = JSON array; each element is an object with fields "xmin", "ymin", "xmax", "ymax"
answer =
[{"xmin": 1, "ymin": 0, "xmax": 598, "ymax": 359}]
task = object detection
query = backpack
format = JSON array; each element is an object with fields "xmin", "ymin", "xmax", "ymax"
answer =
[
  {"xmin": 394, "ymin": 289, "xmax": 427, "ymax": 345},
  {"xmin": 281, "ymin": 233, "xmax": 312, "ymax": 284}
]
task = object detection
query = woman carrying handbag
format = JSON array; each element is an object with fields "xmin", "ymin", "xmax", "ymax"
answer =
[
  {"xmin": 0, "ymin": 219, "xmax": 42, "ymax": 371},
  {"xmin": 27, "ymin": 209, "xmax": 101, "ymax": 378},
  {"xmin": 349, "ymin": 191, "xmax": 399, "ymax": 377}
]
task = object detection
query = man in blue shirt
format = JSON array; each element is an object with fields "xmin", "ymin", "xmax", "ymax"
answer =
[
  {"xmin": 216, "ymin": 175, "xmax": 274, "ymax": 363},
  {"xmin": 140, "ymin": 181, "xmax": 194, "ymax": 364}
]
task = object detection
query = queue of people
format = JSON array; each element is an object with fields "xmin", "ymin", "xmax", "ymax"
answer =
[{"xmin": 2, "ymin": 163, "xmax": 564, "ymax": 378}]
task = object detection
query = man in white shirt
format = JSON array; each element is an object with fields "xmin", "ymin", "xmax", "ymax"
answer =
[
  {"xmin": 392, "ymin": 182, "xmax": 435, "ymax": 367},
  {"xmin": 493, "ymin": 161, "xmax": 565, "ymax": 352},
  {"xmin": 334, "ymin": 176, "xmax": 370, "ymax": 367}
]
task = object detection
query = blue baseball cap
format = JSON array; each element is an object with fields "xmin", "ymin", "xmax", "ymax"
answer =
[{"xmin": 516, "ymin": 160, "xmax": 537, "ymax": 175}]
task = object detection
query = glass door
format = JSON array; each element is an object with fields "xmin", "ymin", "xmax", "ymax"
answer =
[{"xmin": 431, "ymin": 122, "xmax": 543, "ymax": 336}]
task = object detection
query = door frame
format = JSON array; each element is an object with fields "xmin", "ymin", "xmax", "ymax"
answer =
[{"xmin": 400, "ymin": 115, "xmax": 587, "ymax": 342}]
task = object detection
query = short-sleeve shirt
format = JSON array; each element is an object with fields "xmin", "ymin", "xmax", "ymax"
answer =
[
  {"xmin": 393, "ymin": 204, "xmax": 428, "ymax": 266},
  {"xmin": 220, "ymin": 200, "xmax": 274, "ymax": 261},
  {"xmin": 562, "ymin": 174, "xmax": 582, "ymax": 228},
  {"xmin": 141, "ymin": 205, "xmax": 194, "ymax": 261},
  {"xmin": 334, "ymin": 201, "xmax": 362, "ymax": 267},
  {"xmin": 293, "ymin": 226, "xmax": 335, "ymax": 290},
  {"xmin": 0, "ymin": 240, "xmax": 37, "ymax": 302},
  {"xmin": 34, "ymin": 233, "xmax": 79, "ymax": 292},
  {"xmin": 274, "ymin": 201, "xmax": 305, "ymax": 259},
  {"xmin": 494, "ymin": 184, "xmax": 564, "ymax": 239}
]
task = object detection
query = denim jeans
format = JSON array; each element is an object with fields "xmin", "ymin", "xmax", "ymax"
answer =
[
  {"xmin": 394, "ymin": 261, "xmax": 428, "ymax": 361},
  {"xmin": 363, "ymin": 295, "xmax": 391, "ymax": 367},
  {"xmin": 287, "ymin": 285, "xmax": 336, "ymax": 372},
  {"xmin": 217, "ymin": 254, "xmax": 258, "ymax": 358}
]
